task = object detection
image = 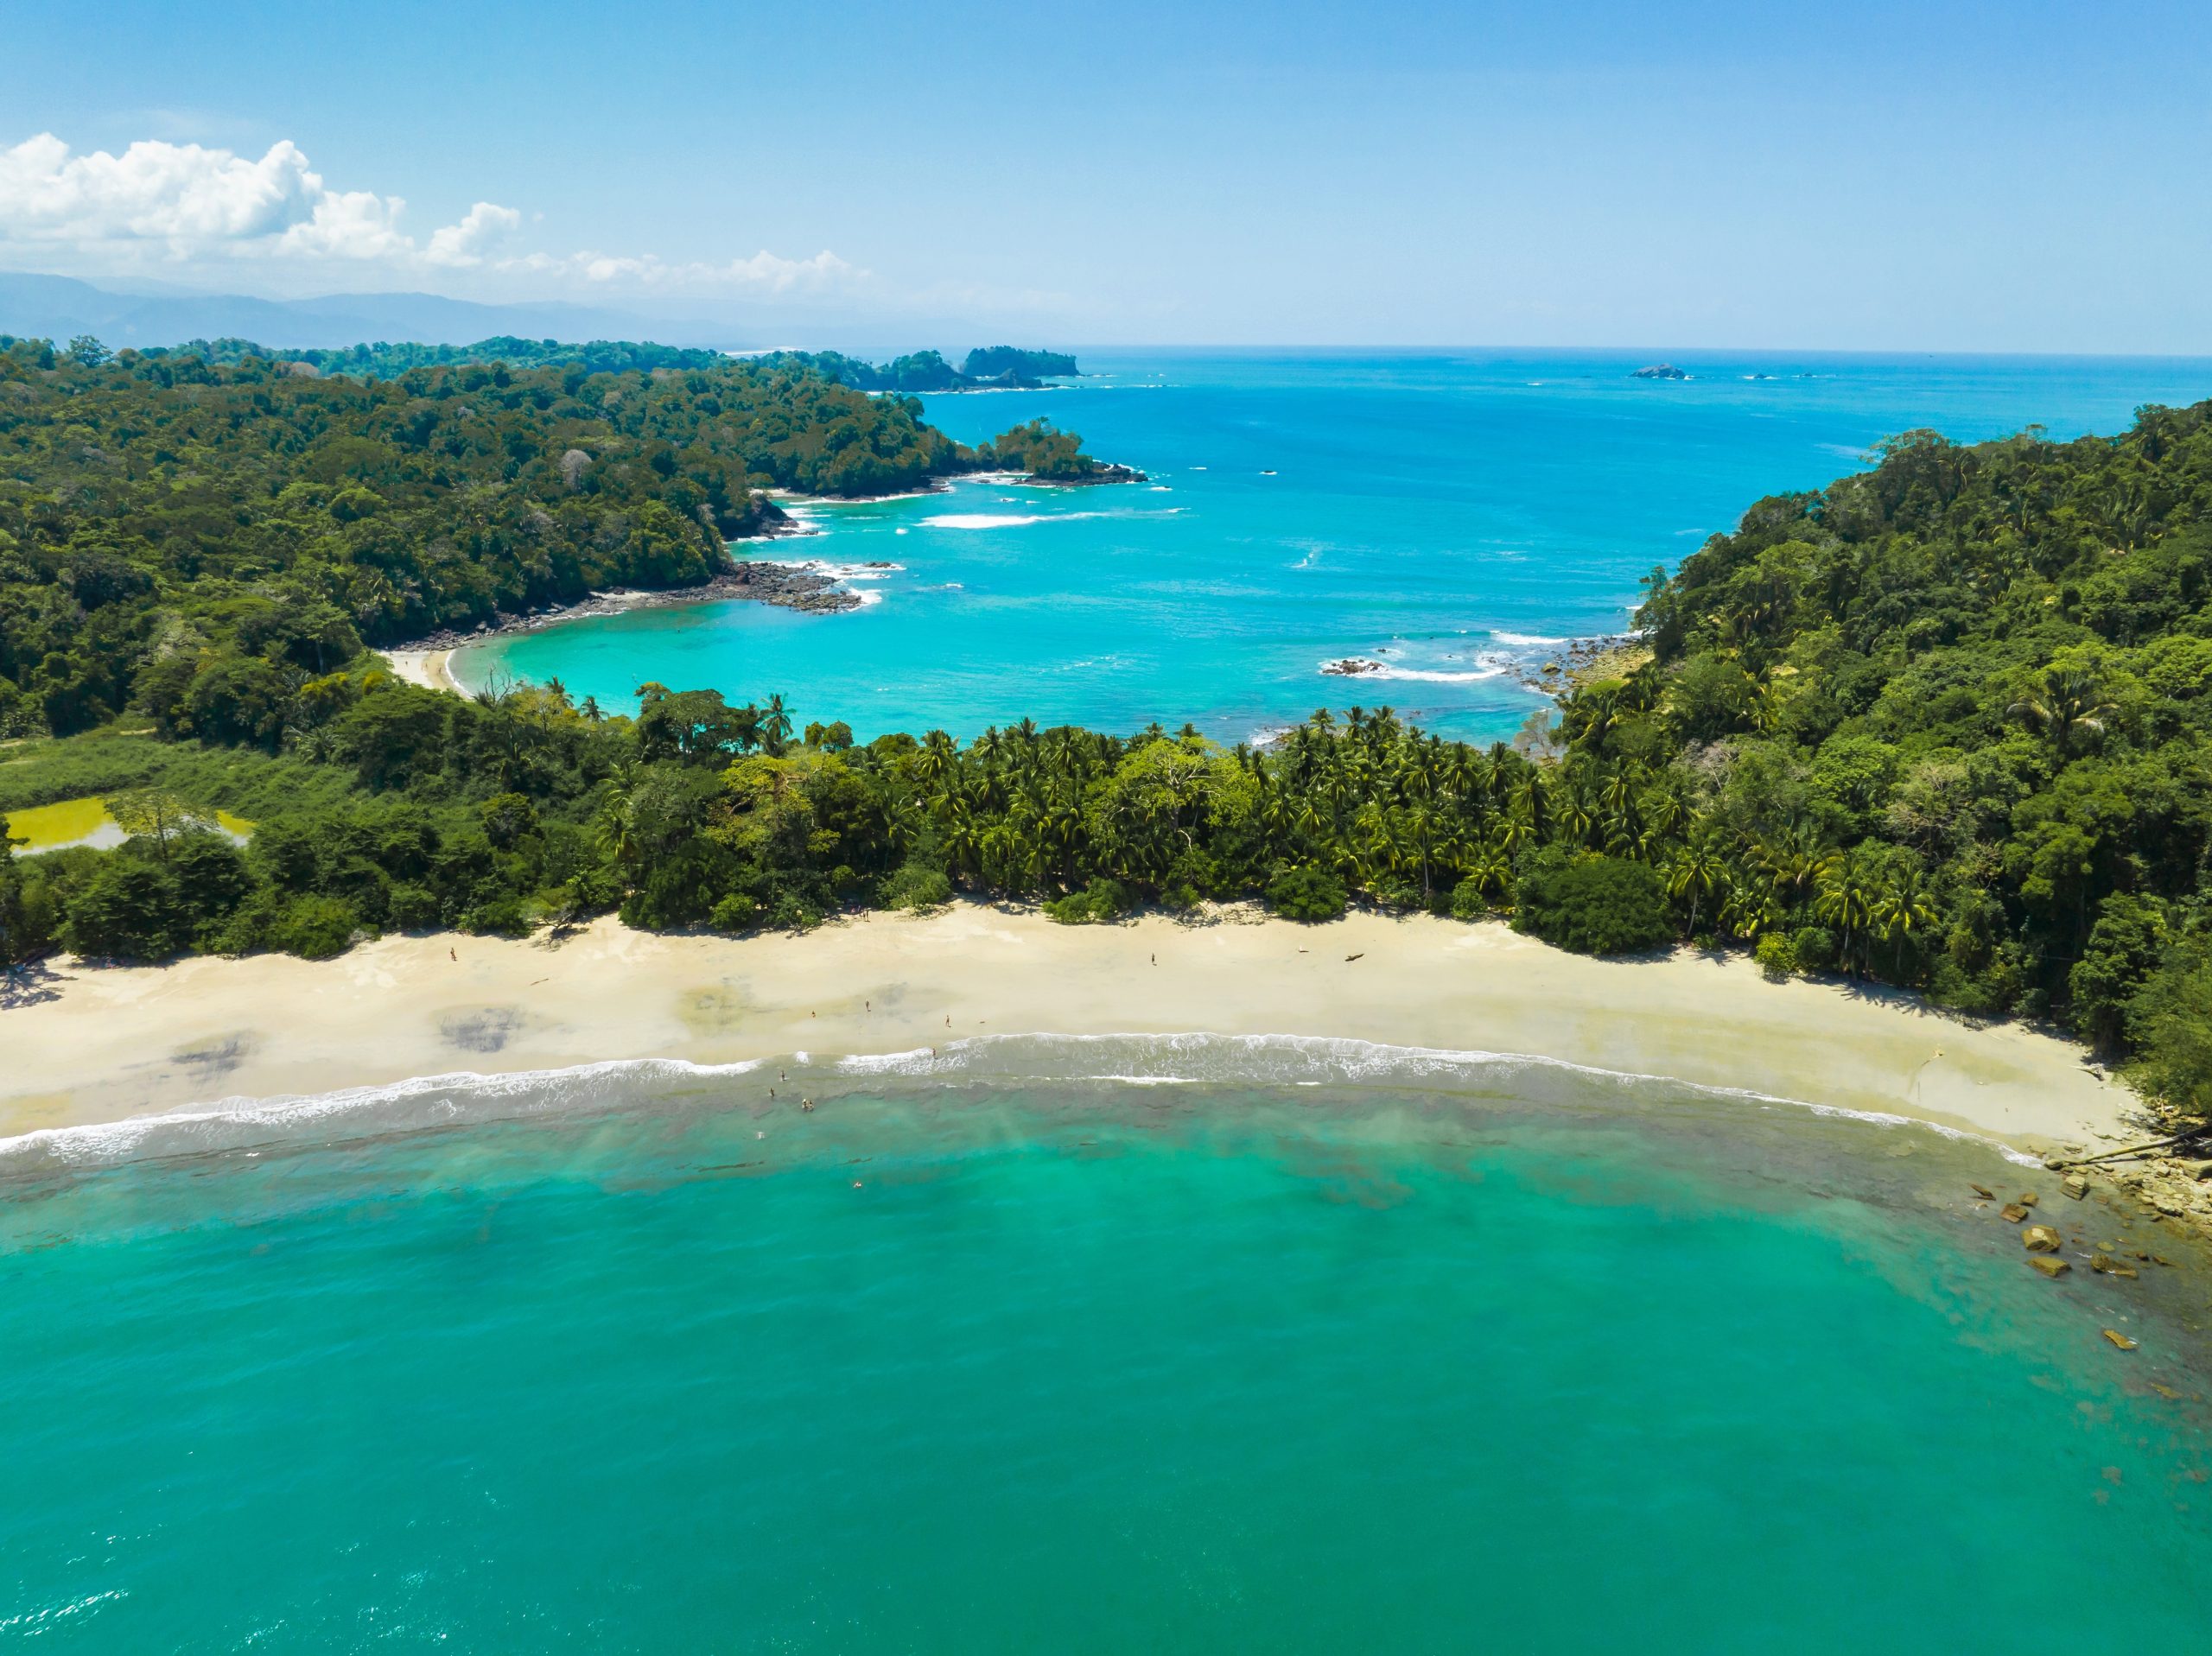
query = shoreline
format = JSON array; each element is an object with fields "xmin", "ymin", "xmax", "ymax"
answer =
[
  {"xmin": 369, "ymin": 465, "xmax": 1151, "ymax": 694},
  {"xmin": 0, "ymin": 905, "xmax": 2145, "ymax": 1161}
]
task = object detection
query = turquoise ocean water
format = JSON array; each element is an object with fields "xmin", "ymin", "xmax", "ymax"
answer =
[
  {"xmin": 466, "ymin": 350, "xmax": 2212, "ymax": 743},
  {"xmin": 3, "ymin": 1045, "xmax": 2209, "ymax": 1651},
  {"xmin": 16, "ymin": 355, "xmax": 2212, "ymax": 1646}
]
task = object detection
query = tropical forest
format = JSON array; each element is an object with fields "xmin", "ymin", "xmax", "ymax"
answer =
[{"xmin": 3, "ymin": 336, "xmax": 2209, "ymax": 1119}]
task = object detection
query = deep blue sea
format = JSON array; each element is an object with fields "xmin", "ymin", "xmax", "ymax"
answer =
[{"xmin": 466, "ymin": 349, "xmax": 2212, "ymax": 742}]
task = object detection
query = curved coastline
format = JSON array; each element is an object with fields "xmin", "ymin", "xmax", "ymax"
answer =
[{"xmin": 0, "ymin": 904, "xmax": 2137, "ymax": 1158}]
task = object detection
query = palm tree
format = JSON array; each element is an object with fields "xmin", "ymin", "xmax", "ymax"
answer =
[
  {"xmin": 593, "ymin": 762, "xmax": 642, "ymax": 873},
  {"xmin": 1666, "ymin": 839, "xmax": 1729, "ymax": 936},
  {"xmin": 1815, "ymin": 852, "xmax": 1878, "ymax": 974},
  {"xmin": 915, "ymin": 729, "xmax": 957, "ymax": 790},
  {"xmin": 1719, "ymin": 878, "xmax": 1778, "ymax": 941},
  {"xmin": 760, "ymin": 693, "xmax": 794, "ymax": 754},
  {"xmin": 2007, "ymin": 665, "xmax": 2115, "ymax": 756},
  {"xmin": 1871, "ymin": 866, "xmax": 1938, "ymax": 977},
  {"xmin": 1555, "ymin": 790, "xmax": 1595, "ymax": 850},
  {"xmin": 1462, "ymin": 839, "xmax": 1513, "ymax": 906},
  {"xmin": 1754, "ymin": 823, "xmax": 1829, "ymax": 905}
]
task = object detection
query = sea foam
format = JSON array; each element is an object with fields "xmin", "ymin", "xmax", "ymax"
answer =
[{"xmin": 0, "ymin": 1031, "xmax": 2032, "ymax": 1180}]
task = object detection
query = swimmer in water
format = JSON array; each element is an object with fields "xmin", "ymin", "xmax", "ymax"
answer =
[{"xmin": 802, "ymin": 1098, "xmax": 815, "ymax": 1112}]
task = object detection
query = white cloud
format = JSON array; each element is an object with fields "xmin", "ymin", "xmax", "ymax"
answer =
[
  {"xmin": 0, "ymin": 132, "xmax": 860, "ymax": 297},
  {"xmin": 425, "ymin": 201, "xmax": 523, "ymax": 267},
  {"xmin": 0, "ymin": 133, "xmax": 324, "ymax": 244}
]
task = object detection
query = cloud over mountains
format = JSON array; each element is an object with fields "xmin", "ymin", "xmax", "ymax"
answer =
[{"xmin": 0, "ymin": 133, "xmax": 856, "ymax": 296}]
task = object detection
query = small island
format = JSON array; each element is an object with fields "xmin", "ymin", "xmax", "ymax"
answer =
[
  {"xmin": 1632, "ymin": 363, "xmax": 1689, "ymax": 379},
  {"xmin": 761, "ymin": 346, "xmax": 1083, "ymax": 394}
]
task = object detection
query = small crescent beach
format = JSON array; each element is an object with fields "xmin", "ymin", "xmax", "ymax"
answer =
[{"xmin": 374, "ymin": 647, "xmax": 461, "ymax": 695}]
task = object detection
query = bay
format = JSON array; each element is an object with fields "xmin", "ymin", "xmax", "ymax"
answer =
[{"xmin": 465, "ymin": 349, "xmax": 2212, "ymax": 743}]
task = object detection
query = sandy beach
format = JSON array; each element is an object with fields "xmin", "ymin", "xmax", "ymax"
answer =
[
  {"xmin": 0, "ymin": 904, "xmax": 2136, "ymax": 1154},
  {"xmin": 376, "ymin": 647, "xmax": 461, "ymax": 695}
]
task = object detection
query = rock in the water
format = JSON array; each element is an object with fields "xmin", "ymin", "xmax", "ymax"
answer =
[
  {"xmin": 1999, "ymin": 1202, "xmax": 2029, "ymax": 1222},
  {"xmin": 2101, "ymin": 1329, "xmax": 2139, "ymax": 1350},
  {"xmin": 2029, "ymin": 1256, "xmax": 2071, "ymax": 1278},
  {"xmin": 2063, "ymin": 1176, "xmax": 2088, "ymax": 1200},
  {"xmin": 2021, "ymin": 1225, "xmax": 2063, "ymax": 1253},
  {"xmin": 1970, "ymin": 1183, "xmax": 1996, "ymax": 1200},
  {"xmin": 2090, "ymin": 1253, "xmax": 2139, "ymax": 1278},
  {"xmin": 1632, "ymin": 364, "xmax": 1689, "ymax": 380},
  {"xmin": 2017, "ymin": 1191, "xmax": 2038, "ymax": 1208}
]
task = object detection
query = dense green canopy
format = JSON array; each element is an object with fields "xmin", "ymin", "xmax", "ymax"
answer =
[
  {"xmin": 0, "ymin": 339, "xmax": 1109, "ymax": 739},
  {"xmin": 4, "ymin": 369, "xmax": 2210, "ymax": 1118}
]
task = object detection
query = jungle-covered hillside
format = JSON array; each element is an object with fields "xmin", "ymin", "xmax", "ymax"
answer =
[{"xmin": 0, "ymin": 337, "xmax": 1108, "ymax": 739}]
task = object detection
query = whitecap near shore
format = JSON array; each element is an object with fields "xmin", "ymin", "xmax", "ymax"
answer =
[{"xmin": 0, "ymin": 1032, "xmax": 2041, "ymax": 1180}]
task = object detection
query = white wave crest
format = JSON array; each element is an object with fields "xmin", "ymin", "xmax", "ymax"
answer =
[
  {"xmin": 1316, "ymin": 658, "xmax": 1508, "ymax": 683},
  {"xmin": 0, "ymin": 1032, "xmax": 2040, "ymax": 1177},
  {"xmin": 829, "ymin": 1031, "xmax": 2042, "ymax": 1163},
  {"xmin": 924, "ymin": 512, "xmax": 1082, "ymax": 530},
  {"xmin": 0, "ymin": 1056, "xmax": 764, "ymax": 1174},
  {"xmin": 921, "ymin": 509, "xmax": 1176, "ymax": 530}
]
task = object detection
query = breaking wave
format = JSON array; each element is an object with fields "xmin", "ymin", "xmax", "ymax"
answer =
[{"xmin": 0, "ymin": 1033, "xmax": 2039, "ymax": 1178}]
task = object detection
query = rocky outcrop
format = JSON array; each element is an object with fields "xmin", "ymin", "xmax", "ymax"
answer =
[{"xmin": 1632, "ymin": 364, "xmax": 1689, "ymax": 380}]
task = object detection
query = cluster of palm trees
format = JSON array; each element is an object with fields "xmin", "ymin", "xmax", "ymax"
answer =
[
  {"xmin": 554, "ymin": 670, "xmax": 1959, "ymax": 980},
  {"xmin": 678, "ymin": 701, "xmax": 1937, "ymax": 980}
]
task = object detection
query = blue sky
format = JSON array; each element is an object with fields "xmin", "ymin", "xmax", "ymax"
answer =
[{"xmin": 3, "ymin": 0, "xmax": 2208, "ymax": 350}]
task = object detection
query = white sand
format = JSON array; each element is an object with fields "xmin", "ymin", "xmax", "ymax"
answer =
[
  {"xmin": 0, "ymin": 905, "xmax": 2134, "ymax": 1153},
  {"xmin": 375, "ymin": 648, "xmax": 461, "ymax": 695}
]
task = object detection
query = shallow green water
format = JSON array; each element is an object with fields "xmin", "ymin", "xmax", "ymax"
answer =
[{"xmin": 3, "ymin": 1056, "xmax": 2209, "ymax": 1651}]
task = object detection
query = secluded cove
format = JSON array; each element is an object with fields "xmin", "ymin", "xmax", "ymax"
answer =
[
  {"xmin": 457, "ymin": 351, "xmax": 2212, "ymax": 742},
  {"xmin": 3, "ymin": 1065, "xmax": 2207, "ymax": 1651}
]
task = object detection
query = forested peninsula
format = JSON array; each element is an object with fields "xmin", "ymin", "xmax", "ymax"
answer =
[
  {"xmin": 166, "ymin": 335, "xmax": 1083, "ymax": 390},
  {"xmin": 3, "ymin": 339, "xmax": 2210, "ymax": 1122},
  {"xmin": 0, "ymin": 335, "xmax": 1116, "ymax": 737}
]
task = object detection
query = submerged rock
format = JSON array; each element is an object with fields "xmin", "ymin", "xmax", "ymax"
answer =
[
  {"xmin": 2021, "ymin": 1225, "xmax": 2063, "ymax": 1253},
  {"xmin": 2101, "ymin": 1329, "xmax": 2139, "ymax": 1350},
  {"xmin": 2029, "ymin": 1256, "xmax": 2072, "ymax": 1278}
]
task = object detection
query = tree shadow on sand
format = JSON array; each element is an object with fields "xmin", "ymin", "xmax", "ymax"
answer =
[{"xmin": 0, "ymin": 959, "xmax": 64, "ymax": 1012}]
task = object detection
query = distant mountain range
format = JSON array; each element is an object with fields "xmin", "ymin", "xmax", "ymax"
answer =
[{"xmin": 0, "ymin": 273, "xmax": 735, "ymax": 352}]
